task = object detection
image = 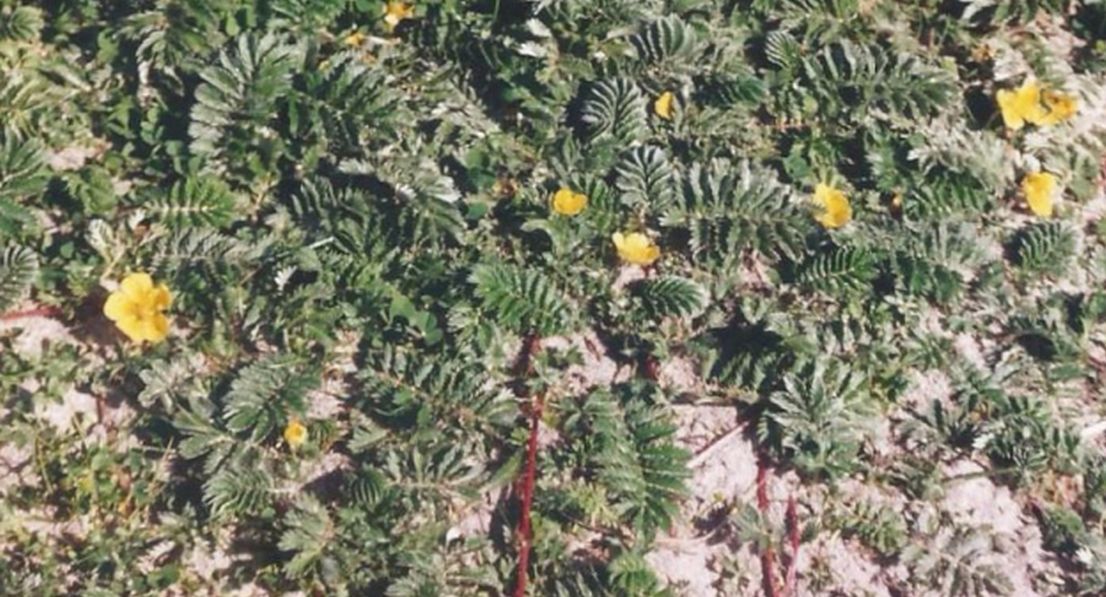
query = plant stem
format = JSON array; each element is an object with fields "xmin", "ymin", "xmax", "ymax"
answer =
[
  {"xmin": 514, "ymin": 392, "xmax": 543, "ymax": 597},
  {"xmin": 642, "ymin": 353, "xmax": 660, "ymax": 381},
  {"xmin": 757, "ymin": 457, "xmax": 780, "ymax": 597},
  {"xmin": 0, "ymin": 305, "xmax": 63, "ymax": 321},
  {"xmin": 784, "ymin": 494, "xmax": 800, "ymax": 596},
  {"xmin": 512, "ymin": 334, "xmax": 542, "ymax": 597}
]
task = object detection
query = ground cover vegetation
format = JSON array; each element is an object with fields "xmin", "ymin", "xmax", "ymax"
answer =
[{"xmin": 2, "ymin": 0, "xmax": 1106, "ymax": 594}]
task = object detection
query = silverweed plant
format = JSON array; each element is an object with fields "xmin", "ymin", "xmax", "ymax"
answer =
[{"xmin": 1, "ymin": 0, "xmax": 1106, "ymax": 595}]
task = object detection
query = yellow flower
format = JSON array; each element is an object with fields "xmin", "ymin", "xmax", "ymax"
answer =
[
  {"xmin": 344, "ymin": 31, "xmax": 366, "ymax": 47},
  {"xmin": 383, "ymin": 1, "xmax": 414, "ymax": 30},
  {"xmin": 1040, "ymin": 90, "xmax": 1079, "ymax": 125},
  {"xmin": 284, "ymin": 419, "xmax": 308, "ymax": 449},
  {"xmin": 996, "ymin": 80, "xmax": 1049, "ymax": 130},
  {"xmin": 551, "ymin": 188, "xmax": 587, "ymax": 216},
  {"xmin": 1022, "ymin": 171, "xmax": 1057, "ymax": 218},
  {"xmin": 612, "ymin": 232, "xmax": 661, "ymax": 266},
  {"xmin": 890, "ymin": 192, "xmax": 903, "ymax": 210},
  {"xmin": 103, "ymin": 273, "xmax": 172, "ymax": 344},
  {"xmin": 812, "ymin": 183, "xmax": 852, "ymax": 229},
  {"xmin": 654, "ymin": 91, "xmax": 675, "ymax": 120}
]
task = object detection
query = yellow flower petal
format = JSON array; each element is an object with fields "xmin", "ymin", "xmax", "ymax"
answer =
[
  {"xmin": 103, "ymin": 273, "xmax": 173, "ymax": 344},
  {"xmin": 996, "ymin": 89, "xmax": 1024, "ymax": 130},
  {"xmin": 1040, "ymin": 90, "xmax": 1078, "ymax": 126},
  {"xmin": 115, "ymin": 315, "xmax": 147, "ymax": 344},
  {"xmin": 654, "ymin": 91, "xmax": 675, "ymax": 120},
  {"xmin": 813, "ymin": 183, "xmax": 852, "ymax": 229},
  {"xmin": 284, "ymin": 419, "xmax": 308, "ymax": 448},
  {"xmin": 383, "ymin": 1, "xmax": 413, "ymax": 30},
  {"xmin": 551, "ymin": 188, "xmax": 587, "ymax": 216},
  {"xmin": 1022, "ymin": 171, "xmax": 1057, "ymax": 218},
  {"xmin": 143, "ymin": 313, "xmax": 170, "ymax": 343},
  {"xmin": 120, "ymin": 272, "xmax": 154, "ymax": 299},
  {"xmin": 612, "ymin": 231, "xmax": 661, "ymax": 266},
  {"xmin": 997, "ymin": 81, "xmax": 1048, "ymax": 130},
  {"xmin": 152, "ymin": 284, "xmax": 172, "ymax": 310},
  {"xmin": 103, "ymin": 292, "xmax": 131, "ymax": 322},
  {"xmin": 344, "ymin": 31, "xmax": 366, "ymax": 47}
]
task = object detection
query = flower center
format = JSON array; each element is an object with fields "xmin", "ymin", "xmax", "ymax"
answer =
[{"xmin": 127, "ymin": 295, "xmax": 159, "ymax": 322}]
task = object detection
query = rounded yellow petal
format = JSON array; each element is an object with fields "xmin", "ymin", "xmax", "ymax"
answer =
[
  {"xmin": 145, "ymin": 313, "xmax": 170, "ymax": 343},
  {"xmin": 996, "ymin": 89, "xmax": 1025, "ymax": 130},
  {"xmin": 1022, "ymin": 172, "xmax": 1057, "ymax": 218},
  {"xmin": 612, "ymin": 231, "xmax": 661, "ymax": 266},
  {"xmin": 120, "ymin": 272, "xmax": 154, "ymax": 299},
  {"xmin": 997, "ymin": 81, "xmax": 1052, "ymax": 130},
  {"xmin": 654, "ymin": 91, "xmax": 676, "ymax": 120},
  {"xmin": 103, "ymin": 291, "xmax": 133, "ymax": 322},
  {"xmin": 552, "ymin": 188, "xmax": 587, "ymax": 216},
  {"xmin": 114, "ymin": 315, "xmax": 147, "ymax": 343},
  {"xmin": 105, "ymin": 274, "xmax": 172, "ymax": 344},
  {"xmin": 1040, "ymin": 90, "xmax": 1078, "ymax": 126},
  {"xmin": 284, "ymin": 419, "xmax": 308, "ymax": 448},
  {"xmin": 1018, "ymin": 82, "xmax": 1049, "ymax": 126},
  {"xmin": 383, "ymin": 1, "xmax": 413, "ymax": 29},
  {"xmin": 813, "ymin": 184, "xmax": 852, "ymax": 229},
  {"xmin": 152, "ymin": 284, "xmax": 172, "ymax": 311},
  {"xmin": 344, "ymin": 31, "xmax": 366, "ymax": 47}
]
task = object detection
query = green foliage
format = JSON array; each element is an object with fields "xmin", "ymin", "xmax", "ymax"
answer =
[
  {"xmin": 0, "ymin": 5, "xmax": 43, "ymax": 41},
  {"xmin": 903, "ymin": 525, "xmax": 1015, "ymax": 596},
  {"xmin": 0, "ymin": 136, "xmax": 47, "ymax": 238},
  {"xmin": 305, "ymin": 55, "xmax": 398, "ymax": 156},
  {"xmin": 189, "ymin": 33, "xmax": 302, "ymax": 173},
  {"xmin": 223, "ymin": 355, "xmax": 319, "ymax": 440},
  {"xmin": 760, "ymin": 362, "xmax": 876, "ymax": 479},
  {"xmin": 4, "ymin": 0, "xmax": 1106, "ymax": 594},
  {"xmin": 798, "ymin": 247, "xmax": 878, "ymax": 295},
  {"xmin": 981, "ymin": 394, "xmax": 1082, "ymax": 484},
  {"xmin": 631, "ymin": 15, "xmax": 701, "ymax": 67},
  {"xmin": 889, "ymin": 221, "xmax": 987, "ymax": 303},
  {"xmin": 356, "ymin": 346, "xmax": 515, "ymax": 441},
  {"xmin": 1012, "ymin": 221, "xmax": 1076, "ymax": 275},
  {"xmin": 0, "ymin": 243, "xmax": 36, "ymax": 311},
  {"xmin": 961, "ymin": 0, "xmax": 1070, "ymax": 26},
  {"xmin": 470, "ymin": 263, "xmax": 570, "ymax": 336},
  {"xmin": 796, "ymin": 40, "xmax": 957, "ymax": 124},
  {"xmin": 279, "ymin": 494, "xmax": 335, "ymax": 578},
  {"xmin": 629, "ymin": 276, "xmax": 707, "ymax": 321},
  {"xmin": 615, "ymin": 146, "xmax": 674, "ymax": 210},
  {"xmin": 662, "ymin": 160, "xmax": 810, "ymax": 264},
  {"xmin": 205, "ymin": 466, "xmax": 274, "ymax": 519},
  {"xmin": 1038, "ymin": 505, "xmax": 1087, "ymax": 557},
  {"xmin": 551, "ymin": 382, "xmax": 690, "ymax": 542},
  {"xmin": 581, "ymin": 78, "xmax": 648, "ymax": 145},
  {"xmin": 145, "ymin": 176, "xmax": 237, "ymax": 229},
  {"xmin": 832, "ymin": 500, "xmax": 908, "ymax": 558}
]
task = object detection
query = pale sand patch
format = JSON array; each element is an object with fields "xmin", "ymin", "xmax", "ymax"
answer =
[
  {"xmin": 942, "ymin": 459, "xmax": 1064, "ymax": 596},
  {"xmin": 0, "ymin": 314, "xmax": 75, "ymax": 357}
]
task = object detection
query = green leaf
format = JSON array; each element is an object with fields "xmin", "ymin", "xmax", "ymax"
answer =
[
  {"xmin": 630, "ymin": 276, "xmax": 707, "ymax": 320},
  {"xmin": 469, "ymin": 263, "xmax": 570, "ymax": 336},
  {"xmin": 0, "ymin": 244, "xmax": 37, "ymax": 311},
  {"xmin": 581, "ymin": 78, "xmax": 647, "ymax": 145},
  {"xmin": 147, "ymin": 177, "xmax": 237, "ymax": 229},
  {"xmin": 223, "ymin": 355, "xmax": 319, "ymax": 441},
  {"xmin": 614, "ymin": 146, "xmax": 674, "ymax": 211}
]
